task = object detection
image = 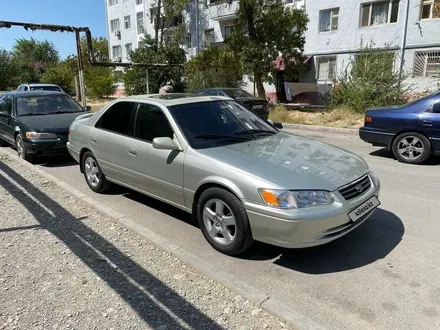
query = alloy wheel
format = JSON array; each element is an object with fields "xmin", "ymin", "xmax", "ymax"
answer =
[
  {"xmin": 203, "ymin": 199, "xmax": 237, "ymax": 245},
  {"xmin": 84, "ymin": 156, "xmax": 100, "ymax": 188},
  {"xmin": 397, "ymin": 136, "xmax": 425, "ymax": 161}
]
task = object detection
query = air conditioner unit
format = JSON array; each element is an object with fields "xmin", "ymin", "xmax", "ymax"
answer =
[{"xmin": 113, "ymin": 29, "xmax": 121, "ymax": 37}]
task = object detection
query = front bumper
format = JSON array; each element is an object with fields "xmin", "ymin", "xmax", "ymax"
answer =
[
  {"xmin": 245, "ymin": 172, "xmax": 381, "ymax": 249},
  {"xmin": 23, "ymin": 138, "xmax": 69, "ymax": 157}
]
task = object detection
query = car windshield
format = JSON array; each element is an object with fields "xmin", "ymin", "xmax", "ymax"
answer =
[
  {"xmin": 30, "ymin": 86, "xmax": 62, "ymax": 92},
  {"xmin": 226, "ymin": 89, "xmax": 255, "ymax": 100},
  {"xmin": 16, "ymin": 95, "xmax": 83, "ymax": 116},
  {"xmin": 168, "ymin": 100, "xmax": 277, "ymax": 149}
]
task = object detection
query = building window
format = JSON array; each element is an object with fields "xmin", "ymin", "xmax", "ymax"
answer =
[
  {"xmin": 110, "ymin": 19, "xmax": 120, "ymax": 33},
  {"xmin": 125, "ymin": 43, "xmax": 132, "ymax": 56},
  {"xmin": 204, "ymin": 29, "xmax": 215, "ymax": 47},
  {"xmin": 414, "ymin": 51, "xmax": 440, "ymax": 77},
  {"xmin": 112, "ymin": 45, "xmax": 122, "ymax": 59},
  {"xmin": 361, "ymin": 0, "xmax": 400, "ymax": 27},
  {"xmin": 108, "ymin": 0, "xmax": 119, "ymax": 6},
  {"xmin": 137, "ymin": 12, "xmax": 145, "ymax": 34},
  {"xmin": 421, "ymin": 0, "xmax": 439, "ymax": 19},
  {"xmin": 124, "ymin": 15, "xmax": 131, "ymax": 29},
  {"xmin": 317, "ymin": 56, "xmax": 337, "ymax": 80},
  {"xmin": 319, "ymin": 8, "xmax": 339, "ymax": 32},
  {"xmin": 136, "ymin": 0, "xmax": 143, "ymax": 4},
  {"xmin": 186, "ymin": 33, "xmax": 192, "ymax": 48},
  {"xmin": 224, "ymin": 25, "xmax": 234, "ymax": 38}
]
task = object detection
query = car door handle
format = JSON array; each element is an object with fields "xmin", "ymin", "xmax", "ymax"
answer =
[
  {"xmin": 129, "ymin": 150, "xmax": 137, "ymax": 156},
  {"xmin": 91, "ymin": 139, "xmax": 97, "ymax": 144}
]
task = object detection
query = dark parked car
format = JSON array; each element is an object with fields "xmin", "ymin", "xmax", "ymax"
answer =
[
  {"xmin": 359, "ymin": 92, "xmax": 440, "ymax": 164},
  {"xmin": 0, "ymin": 91, "xmax": 90, "ymax": 162},
  {"xmin": 196, "ymin": 88, "xmax": 270, "ymax": 120}
]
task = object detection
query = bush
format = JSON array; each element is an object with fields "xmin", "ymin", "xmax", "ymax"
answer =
[
  {"xmin": 85, "ymin": 67, "xmax": 116, "ymax": 99},
  {"xmin": 41, "ymin": 61, "xmax": 75, "ymax": 93},
  {"xmin": 329, "ymin": 41, "xmax": 412, "ymax": 113}
]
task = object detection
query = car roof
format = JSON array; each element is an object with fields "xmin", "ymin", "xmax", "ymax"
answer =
[
  {"xmin": 5, "ymin": 91, "xmax": 68, "ymax": 97},
  {"xmin": 122, "ymin": 94, "xmax": 232, "ymax": 106},
  {"xmin": 21, "ymin": 83, "xmax": 60, "ymax": 87},
  {"xmin": 198, "ymin": 88, "xmax": 242, "ymax": 91}
]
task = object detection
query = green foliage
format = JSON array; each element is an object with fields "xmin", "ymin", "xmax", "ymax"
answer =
[
  {"xmin": 41, "ymin": 57, "xmax": 77, "ymax": 93},
  {"xmin": 330, "ymin": 42, "xmax": 412, "ymax": 113},
  {"xmin": 85, "ymin": 67, "xmax": 116, "ymax": 99},
  {"xmin": 12, "ymin": 38, "xmax": 59, "ymax": 82},
  {"xmin": 0, "ymin": 49, "xmax": 19, "ymax": 90},
  {"xmin": 228, "ymin": 0, "xmax": 309, "ymax": 96},
  {"xmin": 124, "ymin": 35, "xmax": 186, "ymax": 95},
  {"xmin": 184, "ymin": 47, "xmax": 244, "ymax": 92}
]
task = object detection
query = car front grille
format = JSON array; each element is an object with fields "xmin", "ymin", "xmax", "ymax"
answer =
[{"xmin": 338, "ymin": 174, "xmax": 371, "ymax": 201}]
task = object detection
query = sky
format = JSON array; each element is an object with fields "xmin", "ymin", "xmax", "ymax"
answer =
[{"xmin": 0, "ymin": 0, "xmax": 107, "ymax": 59}]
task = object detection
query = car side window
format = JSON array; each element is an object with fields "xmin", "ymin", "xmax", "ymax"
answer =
[
  {"xmin": 95, "ymin": 101, "xmax": 136, "ymax": 136},
  {"xmin": 133, "ymin": 103, "xmax": 174, "ymax": 142},
  {"xmin": 2, "ymin": 96, "xmax": 13, "ymax": 116}
]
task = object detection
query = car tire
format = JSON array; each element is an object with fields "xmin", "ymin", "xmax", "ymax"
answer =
[
  {"xmin": 82, "ymin": 151, "xmax": 111, "ymax": 193},
  {"xmin": 392, "ymin": 132, "xmax": 431, "ymax": 164},
  {"xmin": 197, "ymin": 187, "xmax": 254, "ymax": 256},
  {"xmin": 15, "ymin": 134, "xmax": 34, "ymax": 163}
]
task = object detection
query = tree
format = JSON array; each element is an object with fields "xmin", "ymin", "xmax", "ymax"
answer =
[
  {"xmin": 228, "ymin": 0, "xmax": 309, "ymax": 97},
  {"xmin": 124, "ymin": 34, "xmax": 186, "ymax": 95},
  {"xmin": 12, "ymin": 38, "xmax": 59, "ymax": 82},
  {"xmin": 330, "ymin": 42, "xmax": 412, "ymax": 113},
  {"xmin": 185, "ymin": 47, "xmax": 245, "ymax": 92},
  {"xmin": 41, "ymin": 56, "xmax": 77, "ymax": 93},
  {"xmin": 434, "ymin": 0, "xmax": 440, "ymax": 16},
  {"xmin": 0, "ymin": 49, "xmax": 19, "ymax": 90}
]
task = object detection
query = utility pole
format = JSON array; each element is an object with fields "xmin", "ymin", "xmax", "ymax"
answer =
[
  {"xmin": 75, "ymin": 29, "xmax": 87, "ymax": 107},
  {"xmin": 398, "ymin": 0, "xmax": 411, "ymax": 88}
]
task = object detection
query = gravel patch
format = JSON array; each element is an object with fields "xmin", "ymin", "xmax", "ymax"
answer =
[{"xmin": 0, "ymin": 154, "xmax": 294, "ymax": 330}]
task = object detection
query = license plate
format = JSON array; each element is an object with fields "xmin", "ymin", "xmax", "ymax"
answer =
[
  {"xmin": 348, "ymin": 196, "xmax": 380, "ymax": 222},
  {"xmin": 253, "ymin": 105, "xmax": 264, "ymax": 109}
]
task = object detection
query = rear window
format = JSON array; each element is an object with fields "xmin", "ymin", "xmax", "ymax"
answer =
[{"xmin": 30, "ymin": 86, "xmax": 62, "ymax": 92}]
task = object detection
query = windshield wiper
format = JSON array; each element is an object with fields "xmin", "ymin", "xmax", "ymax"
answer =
[
  {"xmin": 234, "ymin": 129, "xmax": 277, "ymax": 136},
  {"xmin": 49, "ymin": 110, "xmax": 78, "ymax": 114},
  {"xmin": 18, "ymin": 113, "xmax": 48, "ymax": 116},
  {"xmin": 193, "ymin": 134, "xmax": 251, "ymax": 141}
]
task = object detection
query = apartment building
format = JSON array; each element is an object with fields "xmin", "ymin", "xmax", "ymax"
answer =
[
  {"xmin": 303, "ymin": 0, "xmax": 440, "ymax": 92},
  {"xmin": 105, "ymin": 0, "xmax": 439, "ymax": 98}
]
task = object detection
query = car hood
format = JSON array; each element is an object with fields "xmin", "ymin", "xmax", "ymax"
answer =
[
  {"xmin": 196, "ymin": 132, "xmax": 369, "ymax": 191},
  {"xmin": 17, "ymin": 112, "xmax": 85, "ymax": 132}
]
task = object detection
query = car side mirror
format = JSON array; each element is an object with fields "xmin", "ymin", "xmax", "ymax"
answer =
[
  {"xmin": 267, "ymin": 119, "xmax": 283, "ymax": 129},
  {"xmin": 84, "ymin": 106, "xmax": 92, "ymax": 111},
  {"xmin": 152, "ymin": 137, "xmax": 180, "ymax": 151},
  {"xmin": 432, "ymin": 102, "xmax": 440, "ymax": 114}
]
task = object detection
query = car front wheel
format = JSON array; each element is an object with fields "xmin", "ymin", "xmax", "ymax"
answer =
[
  {"xmin": 82, "ymin": 151, "xmax": 111, "ymax": 193},
  {"xmin": 15, "ymin": 134, "xmax": 33, "ymax": 163},
  {"xmin": 392, "ymin": 132, "xmax": 431, "ymax": 164},
  {"xmin": 197, "ymin": 187, "xmax": 254, "ymax": 256}
]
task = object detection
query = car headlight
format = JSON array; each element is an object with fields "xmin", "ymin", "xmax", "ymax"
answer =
[
  {"xmin": 259, "ymin": 189, "xmax": 334, "ymax": 209},
  {"xmin": 25, "ymin": 132, "xmax": 58, "ymax": 140}
]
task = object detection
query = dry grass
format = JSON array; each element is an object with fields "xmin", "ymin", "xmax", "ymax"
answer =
[
  {"xmin": 86, "ymin": 98, "xmax": 113, "ymax": 112},
  {"xmin": 269, "ymin": 105, "xmax": 364, "ymax": 129}
]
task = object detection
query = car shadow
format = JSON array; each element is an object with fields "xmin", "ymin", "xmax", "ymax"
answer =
[
  {"xmin": 239, "ymin": 208, "xmax": 404, "ymax": 274},
  {"xmin": 370, "ymin": 148, "xmax": 440, "ymax": 165}
]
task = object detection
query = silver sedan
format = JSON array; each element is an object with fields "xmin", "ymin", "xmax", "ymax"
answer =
[{"xmin": 67, "ymin": 95, "xmax": 380, "ymax": 255}]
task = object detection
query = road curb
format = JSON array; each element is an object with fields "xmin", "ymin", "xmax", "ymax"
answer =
[
  {"xmin": 282, "ymin": 123, "xmax": 360, "ymax": 135},
  {"xmin": 0, "ymin": 148, "xmax": 328, "ymax": 330}
]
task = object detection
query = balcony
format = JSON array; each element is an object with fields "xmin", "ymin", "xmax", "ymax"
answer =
[
  {"xmin": 154, "ymin": 15, "xmax": 183, "ymax": 31},
  {"xmin": 208, "ymin": 0, "xmax": 239, "ymax": 21}
]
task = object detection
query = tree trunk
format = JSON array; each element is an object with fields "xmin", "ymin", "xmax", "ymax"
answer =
[
  {"xmin": 255, "ymin": 73, "xmax": 266, "ymax": 99},
  {"xmin": 154, "ymin": 0, "xmax": 162, "ymax": 46},
  {"xmin": 243, "ymin": 2, "xmax": 265, "ymax": 98}
]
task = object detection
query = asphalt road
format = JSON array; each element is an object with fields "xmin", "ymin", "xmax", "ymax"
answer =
[{"xmin": 14, "ymin": 129, "xmax": 440, "ymax": 330}]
